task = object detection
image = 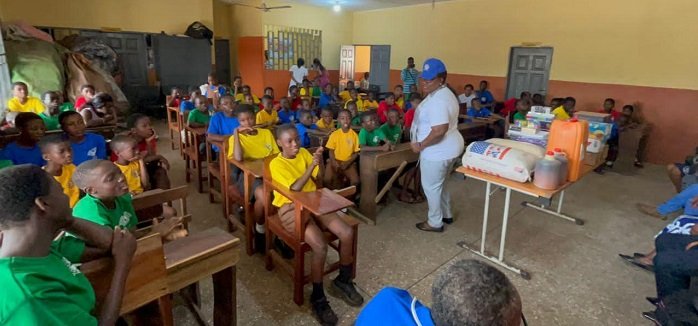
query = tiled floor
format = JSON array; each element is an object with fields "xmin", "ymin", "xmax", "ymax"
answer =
[{"xmin": 153, "ymin": 121, "xmax": 666, "ymax": 325}]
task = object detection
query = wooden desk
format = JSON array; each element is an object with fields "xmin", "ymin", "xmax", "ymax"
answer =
[
  {"xmin": 164, "ymin": 227, "xmax": 240, "ymax": 326},
  {"xmin": 227, "ymin": 157, "xmax": 264, "ymax": 255},
  {"xmin": 457, "ymin": 121, "xmax": 488, "ymax": 143},
  {"xmin": 183, "ymin": 126, "xmax": 208, "ymax": 193},
  {"xmin": 359, "ymin": 143, "xmax": 419, "ymax": 223},
  {"xmin": 306, "ymin": 129, "xmax": 330, "ymax": 147}
]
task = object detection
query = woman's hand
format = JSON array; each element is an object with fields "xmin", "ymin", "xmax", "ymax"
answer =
[{"xmin": 410, "ymin": 142, "xmax": 422, "ymax": 153}]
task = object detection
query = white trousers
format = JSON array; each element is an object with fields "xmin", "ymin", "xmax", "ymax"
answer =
[{"xmin": 419, "ymin": 158, "xmax": 456, "ymax": 228}]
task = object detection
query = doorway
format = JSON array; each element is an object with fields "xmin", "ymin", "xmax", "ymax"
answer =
[
  {"xmin": 505, "ymin": 47, "xmax": 553, "ymax": 100},
  {"xmin": 339, "ymin": 44, "xmax": 391, "ymax": 93}
]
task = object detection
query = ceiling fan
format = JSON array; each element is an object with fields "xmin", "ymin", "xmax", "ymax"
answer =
[{"xmin": 229, "ymin": 2, "xmax": 292, "ymax": 12}]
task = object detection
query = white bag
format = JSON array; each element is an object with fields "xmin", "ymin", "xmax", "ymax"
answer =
[
  {"xmin": 462, "ymin": 141, "xmax": 538, "ymax": 182},
  {"xmin": 486, "ymin": 138, "xmax": 546, "ymax": 159}
]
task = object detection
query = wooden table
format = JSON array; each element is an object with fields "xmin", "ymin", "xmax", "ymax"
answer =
[
  {"xmin": 457, "ymin": 120, "xmax": 489, "ymax": 143},
  {"xmin": 455, "ymin": 163, "xmax": 600, "ymax": 280},
  {"xmin": 227, "ymin": 157, "xmax": 264, "ymax": 255},
  {"xmin": 164, "ymin": 227, "xmax": 240, "ymax": 326},
  {"xmin": 359, "ymin": 142, "xmax": 419, "ymax": 223},
  {"xmin": 306, "ymin": 129, "xmax": 330, "ymax": 148}
]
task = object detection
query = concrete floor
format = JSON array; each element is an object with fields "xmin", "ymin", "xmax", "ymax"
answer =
[{"xmin": 152, "ymin": 120, "xmax": 666, "ymax": 325}]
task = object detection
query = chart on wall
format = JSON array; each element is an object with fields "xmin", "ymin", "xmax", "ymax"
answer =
[{"xmin": 264, "ymin": 25, "xmax": 321, "ymax": 70}]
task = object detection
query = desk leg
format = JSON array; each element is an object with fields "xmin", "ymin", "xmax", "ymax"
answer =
[
  {"xmin": 243, "ymin": 172, "xmax": 255, "ymax": 255},
  {"xmin": 480, "ymin": 182, "xmax": 492, "ymax": 253},
  {"xmin": 522, "ymin": 190, "xmax": 584, "ymax": 225},
  {"xmin": 359, "ymin": 158, "xmax": 378, "ymax": 224},
  {"xmin": 213, "ymin": 266, "xmax": 236, "ymax": 326},
  {"xmin": 498, "ymin": 188, "xmax": 512, "ymax": 261}
]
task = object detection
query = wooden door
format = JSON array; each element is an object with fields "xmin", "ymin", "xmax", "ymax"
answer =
[
  {"xmin": 369, "ymin": 45, "xmax": 391, "ymax": 93},
  {"xmin": 339, "ymin": 45, "xmax": 355, "ymax": 90},
  {"xmin": 505, "ymin": 47, "xmax": 553, "ymax": 100}
]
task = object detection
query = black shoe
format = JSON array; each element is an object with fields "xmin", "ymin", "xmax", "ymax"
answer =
[
  {"xmin": 274, "ymin": 237, "xmax": 294, "ymax": 259},
  {"xmin": 443, "ymin": 218, "xmax": 454, "ymax": 225},
  {"xmin": 311, "ymin": 297, "xmax": 338, "ymax": 326},
  {"xmin": 642, "ymin": 311, "xmax": 659, "ymax": 324},
  {"xmin": 254, "ymin": 232, "xmax": 266, "ymax": 254},
  {"xmin": 646, "ymin": 297, "xmax": 661, "ymax": 307},
  {"xmin": 329, "ymin": 278, "xmax": 364, "ymax": 307},
  {"xmin": 416, "ymin": 221, "xmax": 444, "ymax": 232}
]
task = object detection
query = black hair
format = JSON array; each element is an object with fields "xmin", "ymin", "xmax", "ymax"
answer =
[
  {"xmin": 15, "ymin": 112, "xmax": 42, "ymax": 130},
  {"xmin": 360, "ymin": 110, "xmax": 376, "ymax": 121},
  {"xmin": 313, "ymin": 58, "xmax": 325, "ymax": 71},
  {"xmin": 0, "ymin": 165, "xmax": 52, "ymax": 228},
  {"xmin": 346, "ymin": 100, "xmax": 358, "ymax": 109},
  {"xmin": 338, "ymin": 109, "xmax": 352, "ymax": 119},
  {"xmin": 297, "ymin": 58, "xmax": 305, "ymax": 67},
  {"xmin": 623, "ymin": 104, "xmax": 634, "ymax": 112},
  {"xmin": 520, "ymin": 91, "xmax": 531, "ymax": 99},
  {"xmin": 384, "ymin": 92, "xmax": 395, "ymax": 99},
  {"xmin": 480, "ymin": 80, "xmax": 488, "ymax": 86},
  {"xmin": 236, "ymin": 104, "xmax": 256, "ymax": 118},
  {"xmin": 395, "ymin": 84, "xmax": 403, "ymax": 89},
  {"xmin": 289, "ymin": 85, "xmax": 298, "ymax": 92},
  {"xmin": 564, "ymin": 97, "xmax": 576, "ymax": 104},
  {"xmin": 464, "ymin": 84, "xmax": 474, "ymax": 89},
  {"xmin": 516, "ymin": 98, "xmax": 532, "ymax": 107},
  {"xmin": 275, "ymin": 124, "xmax": 298, "ymax": 139},
  {"xmin": 80, "ymin": 84, "xmax": 95, "ymax": 92},
  {"xmin": 58, "ymin": 110, "xmax": 81, "ymax": 127},
  {"xmin": 126, "ymin": 113, "xmax": 149, "ymax": 129},
  {"xmin": 38, "ymin": 135, "xmax": 69, "ymax": 152},
  {"xmin": 12, "ymin": 81, "xmax": 27, "ymax": 89},
  {"xmin": 91, "ymin": 92, "xmax": 113, "ymax": 109},
  {"xmin": 605, "ymin": 98, "xmax": 615, "ymax": 105},
  {"xmin": 110, "ymin": 134, "xmax": 137, "ymax": 152},
  {"xmin": 262, "ymin": 95, "xmax": 273, "ymax": 101},
  {"xmin": 471, "ymin": 97, "xmax": 481, "ymax": 104},
  {"xmin": 42, "ymin": 91, "xmax": 60, "ymax": 101},
  {"xmin": 408, "ymin": 56, "xmax": 414, "ymax": 61},
  {"xmin": 297, "ymin": 109, "xmax": 312, "ymax": 120},
  {"xmin": 72, "ymin": 159, "xmax": 109, "ymax": 190},
  {"xmin": 320, "ymin": 106, "xmax": 333, "ymax": 114},
  {"xmin": 386, "ymin": 108, "xmax": 401, "ymax": 116},
  {"xmin": 410, "ymin": 93, "xmax": 423, "ymax": 102},
  {"xmin": 233, "ymin": 76, "xmax": 242, "ymax": 81},
  {"xmin": 264, "ymin": 87, "xmax": 274, "ymax": 93}
]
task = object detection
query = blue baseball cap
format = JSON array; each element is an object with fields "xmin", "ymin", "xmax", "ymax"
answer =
[{"xmin": 420, "ymin": 58, "xmax": 446, "ymax": 80}]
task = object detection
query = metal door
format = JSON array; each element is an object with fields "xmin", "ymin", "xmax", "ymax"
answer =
[
  {"xmin": 369, "ymin": 45, "xmax": 391, "ymax": 93},
  {"xmin": 215, "ymin": 39, "xmax": 231, "ymax": 85},
  {"xmin": 339, "ymin": 45, "xmax": 354, "ymax": 90},
  {"xmin": 505, "ymin": 47, "xmax": 553, "ymax": 100}
]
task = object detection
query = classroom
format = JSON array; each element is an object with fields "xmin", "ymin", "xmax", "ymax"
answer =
[{"xmin": 0, "ymin": 0, "xmax": 697, "ymax": 325}]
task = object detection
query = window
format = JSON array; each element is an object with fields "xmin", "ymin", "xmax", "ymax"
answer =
[{"xmin": 264, "ymin": 25, "xmax": 321, "ymax": 70}]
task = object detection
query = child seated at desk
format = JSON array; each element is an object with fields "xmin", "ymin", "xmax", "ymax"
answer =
[
  {"xmin": 59, "ymin": 111, "xmax": 107, "ymax": 166},
  {"xmin": 403, "ymin": 94, "xmax": 422, "ymax": 133},
  {"xmin": 289, "ymin": 85, "xmax": 303, "ymax": 110},
  {"xmin": 339, "ymin": 81, "xmax": 355, "ymax": 103},
  {"xmin": 40, "ymin": 136, "xmax": 80, "ymax": 208},
  {"xmin": 363, "ymin": 92, "xmax": 379, "ymax": 111},
  {"xmin": 552, "ymin": 97, "xmax": 575, "ymax": 120},
  {"xmin": 188, "ymin": 95, "xmax": 212, "ymax": 128},
  {"xmin": 346, "ymin": 101, "xmax": 362, "ymax": 127},
  {"xmin": 316, "ymin": 107, "xmax": 336, "ymax": 132},
  {"xmin": 75, "ymin": 84, "xmax": 95, "ymax": 111},
  {"xmin": 599, "ymin": 98, "xmax": 621, "ymax": 122},
  {"xmin": 7, "ymin": 82, "xmax": 45, "ymax": 114},
  {"xmin": 380, "ymin": 109, "xmax": 403, "ymax": 144},
  {"xmin": 271, "ymin": 125, "xmax": 364, "ymax": 324},
  {"xmin": 110, "ymin": 135, "xmax": 149, "ymax": 196},
  {"xmin": 0, "ymin": 112, "xmax": 46, "ymax": 166},
  {"xmin": 227, "ymin": 104, "xmax": 280, "ymax": 250},
  {"xmin": 166, "ymin": 87, "xmax": 182, "ymax": 108},
  {"xmin": 81, "ymin": 93, "xmax": 117, "ymax": 127},
  {"xmin": 208, "ymin": 95, "xmax": 240, "ymax": 141},
  {"xmin": 180, "ymin": 89, "xmax": 200, "ymax": 113},
  {"xmin": 344, "ymin": 89, "xmax": 364, "ymax": 113},
  {"xmin": 123, "ymin": 114, "xmax": 171, "ymax": 190},
  {"xmin": 235, "ymin": 85, "xmax": 261, "ymax": 104},
  {"xmin": 278, "ymin": 97, "xmax": 296, "ymax": 124},
  {"xmin": 324, "ymin": 110, "xmax": 360, "ymax": 189},
  {"xmin": 359, "ymin": 111, "xmax": 391, "ymax": 152},
  {"xmin": 0, "ymin": 165, "xmax": 135, "ymax": 325},
  {"xmin": 394, "ymin": 85, "xmax": 405, "ymax": 110},
  {"xmin": 295, "ymin": 110, "xmax": 318, "ymax": 148},
  {"xmin": 377, "ymin": 92, "xmax": 403, "ymax": 124},
  {"xmin": 467, "ymin": 98, "xmax": 492, "ymax": 118},
  {"xmin": 40, "ymin": 91, "xmax": 62, "ymax": 131},
  {"xmin": 256, "ymin": 95, "xmax": 279, "ymax": 128},
  {"xmin": 513, "ymin": 98, "xmax": 532, "ymax": 121}
]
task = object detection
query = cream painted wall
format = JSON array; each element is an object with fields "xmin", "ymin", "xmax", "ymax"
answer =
[
  {"xmin": 352, "ymin": 0, "xmax": 698, "ymax": 90},
  {"xmin": 354, "ymin": 45, "xmax": 371, "ymax": 74},
  {"xmin": 0, "ymin": 0, "xmax": 213, "ymax": 34}
]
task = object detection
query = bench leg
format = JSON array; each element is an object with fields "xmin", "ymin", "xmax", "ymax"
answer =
[
  {"xmin": 185, "ymin": 158, "xmax": 191, "ymax": 183},
  {"xmin": 212, "ymin": 266, "xmax": 236, "ymax": 326},
  {"xmin": 158, "ymin": 295, "xmax": 174, "ymax": 326},
  {"xmin": 293, "ymin": 249, "xmax": 305, "ymax": 306},
  {"xmin": 351, "ymin": 225, "xmax": 358, "ymax": 278}
]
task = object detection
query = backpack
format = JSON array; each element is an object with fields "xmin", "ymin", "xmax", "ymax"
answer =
[{"xmin": 184, "ymin": 22, "xmax": 213, "ymax": 44}]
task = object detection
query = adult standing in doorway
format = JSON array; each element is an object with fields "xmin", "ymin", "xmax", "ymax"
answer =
[
  {"xmin": 410, "ymin": 58, "xmax": 464, "ymax": 232},
  {"xmin": 312, "ymin": 58, "xmax": 330, "ymax": 89},
  {"xmin": 401, "ymin": 57, "xmax": 419, "ymax": 100},
  {"xmin": 289, "ymin": 58, "xmax": 308, "ymax": 95}
]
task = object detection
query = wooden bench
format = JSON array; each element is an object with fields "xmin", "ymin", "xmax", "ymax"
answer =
[
  {"xmin": 165, "ymin": 95, "xmax": 181, "ymax": 151},
  {"xmin": 131, "ymin": 186, "xmax": 190, "ymax": 228},
  {"xmin": 227, "ymin": 157, "xmax": 264, "ymax": 256},
  {"xmin": 206, "ymin": 136, "xmax": 229, "ymax": 206},
  {"xmin": 262, "ymin": 155, "xmax": 359, "ymax": 305},
  {"xmin": 183, "ymin": 125, "xmax": 208, "ymax": 193}
]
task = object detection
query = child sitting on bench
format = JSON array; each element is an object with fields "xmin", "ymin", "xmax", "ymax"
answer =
[
  {"xmin": 359, "ymin": 111, "xmax": 391, "ymax": 152},
  {"xmin": 40, "ymin": 136, "xmax": 80, "ymax": 208},
  {"xmin": 271, "ymin": 125, "xmax": 364, "ymax": 325},
  {"xmin": 123, "ymin": 114, "xmax": 171, "ymax": 190},
  {"xmin": 324, "ymin": 110, "xmax": 360, "ymax": 190},
  {"xmin": 59, "ymin": 111, "xmax": 107, "ymax": 166},
  {"xmin": 0, "ymin": 112, "xmax": 46, "ymax": 166}
]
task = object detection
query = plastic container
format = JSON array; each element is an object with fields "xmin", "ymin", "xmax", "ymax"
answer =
[
  {"xmin": 534, "ymin": 151, "xmax": 562, "ymax": 190},
  {"xmin": 553, "ymin": 148, "xmax": 569, "ymax": 183},
  {"xmin": 546, "ymin": 119, "xmax": 589, "ymax": 182}
]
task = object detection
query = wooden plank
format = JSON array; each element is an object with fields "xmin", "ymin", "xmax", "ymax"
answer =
[
  {"xmin": 132, "ymin": 186, "xmax": 188, "ymax": 211},
  {"xmin": 164, "ymin": 228, "xmax": 240, "ymax": 270}
]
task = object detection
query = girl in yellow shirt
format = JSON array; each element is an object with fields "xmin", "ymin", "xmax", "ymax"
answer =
[{"xmin": 40, "ymin": 136, "xmax": 80, "ymax": 207}]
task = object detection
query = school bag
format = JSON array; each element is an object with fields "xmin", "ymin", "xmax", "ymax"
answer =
[{"xmin": 184, "ymin": 22, "xmax": 213, "ymax": 44}]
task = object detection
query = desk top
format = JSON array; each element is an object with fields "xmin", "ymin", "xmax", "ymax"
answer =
[
  {"xmin": 164, "ymin": 227, "xmax": 240, "ymax": 270},
  {"xmin": 185, "ymin": 125, "xmax": 207, "ymax": 136},
  {"xmin": 294, "ymin": 188, "xmax": 354, "ymax": 216},
  {"xmin": 458, "ymin": 120, "xmax": 490, "ymax": 129},
  {"xmin": 228, "ymin": 158, "xmax": 264, "ymax": 177}
]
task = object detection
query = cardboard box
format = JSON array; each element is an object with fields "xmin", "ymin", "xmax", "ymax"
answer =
[{"xmin": 583, "ymin": 145, "xmax": 608, "ymax": 166}]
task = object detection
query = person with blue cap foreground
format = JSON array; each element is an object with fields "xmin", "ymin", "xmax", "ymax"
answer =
[
  {"xmin": 355, "ymin": 259, "xmax": 524, "ymax": 326},
  {"xmin": 409, "ymin": 58, "xmax": 464, "ymax": 232}
]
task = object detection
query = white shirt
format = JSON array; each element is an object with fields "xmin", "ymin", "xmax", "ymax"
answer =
[
  {"xmin": 411, "ymin": 86, "xmax": 464, "ymax": 161},
  {"xmin": 458, "ymin": 93, "xmax": 476, "ymax": 109},
  {"xmin": 289, "ymin": 65, "xmax": 308, "ymax": 88}
]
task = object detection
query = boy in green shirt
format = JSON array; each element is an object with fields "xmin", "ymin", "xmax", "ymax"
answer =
[
  {"xmin": 358, "ymin": 111, "xmax": 391, "ymax": 152},
  {"xmin": 380, "ymin": 109, "xmax": 402, "ymax": 144},
  {"xmin": 0, "ymin": 164, "xmax": 135, "ymax": 325},
  {"xmin": 40, "ymin": 91, "xmax": 62, "ymax": 131},
  {"xmin": 188, "ymin": 95, "xmax": 211, "ymax": 128}
]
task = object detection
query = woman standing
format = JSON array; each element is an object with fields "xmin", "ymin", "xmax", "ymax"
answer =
[
  {"xmin": 312, "ymin": 58, "xmax": 330, "ymax": 89},
  {"xmin": 289, "ymin": 58, "xmax": 308, "ymax": 94},
  {"xmin": 410, "ymin": 58, "xmax": 464, "ymax": 232}
]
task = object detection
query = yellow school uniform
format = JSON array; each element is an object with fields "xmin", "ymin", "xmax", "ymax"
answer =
[
  {"xmin": 256, "ymin": 109, "xmax": 279, "ymax": 126},
  {"xmin": 7, "ymin": 96, "xmax": 45, "ymax": 114},
  {"xmin": 396, "ymin": 97, "xmax": 405, "ymax": 110},
  {"xmin": 325, "ymin": 128, "xmax": 359, "ymax": 161},
  {"xmin": 345, "ymin": 98, "xmax": 365, "ymax": 112},
  {"xmin": 227, "ymin": 128, "xmax": 279, "ymax": 160},
  {"xmin": 552, "ymin": 106, "xmax": 571, "ymax": 120},
  {"xmin": 316, "ymin": 119, "xmax": 336, "ymax": 130},
  {"xmin": 116, "ymin": 161, "xmax": 144, "ymax": 195},
  {"xmin": 269, "ymin": 148, "xmax": 319, "ymax": 207},
  {"xmin": 339, "ymin": 90, "xmax": 352, "ymax": 103},
  {"xmin": 363, "ymin": 99, "xmax": 379, "ymax": 111},
  {"xmin": 234, "ymin": 93, "xmax": 261, "ymax": 104},
  {"xmin": 53, "ymin": 164, "xmax": 80, "ymax": 207}
]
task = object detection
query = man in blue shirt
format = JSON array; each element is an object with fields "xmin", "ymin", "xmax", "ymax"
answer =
[
  {"xmin": 476, "ymin": 80, "xmax": 495, "ymax": 110},
  {"xmin": 207, "ymin": 96, "xmax": 239, "ymax": 152},
  {"xmin": 356, "ymin": 259, "xmax": 522, "ymax": 326}
]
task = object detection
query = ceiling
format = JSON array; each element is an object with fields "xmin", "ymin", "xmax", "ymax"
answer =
[{"xmin": 278, "ymin": 0, "xmax": 453, "ymax": 11}]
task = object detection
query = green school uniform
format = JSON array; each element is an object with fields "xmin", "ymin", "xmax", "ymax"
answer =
[
  {"xmin": 51, "ymin": 234, "xmax": 86, "ymax": 264},
  {"xmin": 0, "ymin": 249, "xmax": 97, "ymax": 325},
  {"xmin": 358, "ymin": 128, "xmax": 387, "ymax": 147},
  {"xmin": 188, "ymin": 109, "xmax": 211, "ymax": 125},
  {"xmin": 59, "ymin": 102, "xmax": 75, "ymax": 112},
  {"xmin": 39, "ymin": 113, "xmax": 60, "ymax": 130},
  {"xmin": 513, "ymin": 111, "xmax": 527, "ymax": 121},
  {"xmin": 380, "ymin": 123, "xmax": 402, "ymax": 144},
  {"xmin": 0, "ymin": 160, "xmax": 12, "ymax": 170},
  {"xmin": 351, "ymin": 115, "xmax": 362, "ymax": 126},
  {"xmin": 72, "ymin": 194, "xmax": 138, "ymax": 230}
]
